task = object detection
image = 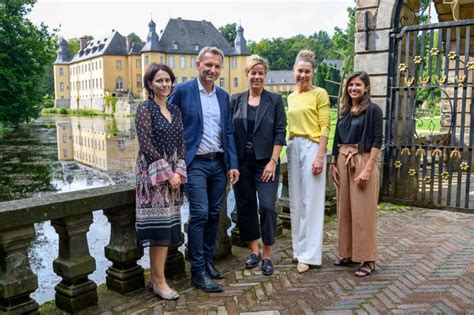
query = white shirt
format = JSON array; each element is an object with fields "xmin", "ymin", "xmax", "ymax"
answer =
[{"xmin": 197, "ymin": 79, "xmax": 223, "ymax": 154}]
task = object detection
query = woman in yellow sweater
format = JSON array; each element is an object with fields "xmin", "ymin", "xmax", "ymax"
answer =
[{"xmin": 287, "ymin": 49, "xmax": 330, "ymax": 273}]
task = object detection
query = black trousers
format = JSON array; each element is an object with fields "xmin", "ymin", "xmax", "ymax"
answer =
[{"xmin": 233, "ymin": 148, "xmax": 279, "ymax": 246}]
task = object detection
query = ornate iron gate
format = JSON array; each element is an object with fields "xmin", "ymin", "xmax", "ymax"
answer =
[{"xmin": 384, "ymin": 19, "xmax": 474, "ymax": 212}]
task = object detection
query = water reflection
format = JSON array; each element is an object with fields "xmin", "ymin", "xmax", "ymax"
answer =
[{"xmin": 56, "ymin": 116, "xmax": 137, "ymax": 180}]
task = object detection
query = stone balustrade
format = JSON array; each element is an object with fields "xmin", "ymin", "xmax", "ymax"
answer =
[
  {"xmin": 0, "ymin": 184, "xmax": 147, "ymax": 313},
  {"xmin": 0, "ymin": 159, "xmax": 336, "ymax": 313}
]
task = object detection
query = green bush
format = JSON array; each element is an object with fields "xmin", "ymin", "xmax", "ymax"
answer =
[{"xmin": 59, "ymin": 108, "xmax": 68, "ymax": 114}]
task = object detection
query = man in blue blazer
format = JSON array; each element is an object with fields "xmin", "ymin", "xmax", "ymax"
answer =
[{"xmin": 168, "ymin": 47, "xmax": 239, "ymax": 292}]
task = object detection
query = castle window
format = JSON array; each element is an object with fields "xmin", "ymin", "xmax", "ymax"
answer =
[
  {"xmin": 194, "ymin": 45, "xmax": 199, "ymax": 51},
  {"xmin": 60, "ymin": 82, "xmax": 65, "ymax": 91},
  {"xmin": 182, "ymin": 77, "xmax": 187, "ymax": 83},
  {"xmin": 219, "ymin": 78, "xmax": 225, "ymax": 87},
  {"xmin": 190, "ymin": 56, "xmax": 196, "ymax": 69},
  {"xmin": 136, "ymin": 74, "xmax": 142, "ymax": 88},
  {"xmin": 59, "ymin": 67, "xmax": 64, "ymax": 76},
  {"xmin": 233, "ymin": 77, "xmax": 238, "ymax": 87},
  {"xmin": 180, "ymin": 56, "xmax": 186, "ymax": 69},
  {"xmin": 168, "ymin": 56, "xmax": 175, "ymax": 68},
  {"xmin": 172, "ymin": 41, "xmax": 178, "ymax": 50},
  {"xmin": 116, "ymin": 77, "xmax": 123, "ymax": 91},
  {"xmin": 116, "ymin": 60, "xmax": 122, "ymax": 70},
  {"xmin": 136, "ymin": 59, "xmax": 141, "ymax": 69},
  {"xmin": 144, "ymin": 55, "xmax": 149, "ymax": 66},
  {"xmin": 231, "ymin": 57, "xmax": 237, "ymax": 69}
]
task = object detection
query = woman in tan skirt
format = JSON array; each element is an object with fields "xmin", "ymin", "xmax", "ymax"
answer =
[{"xmin": 330, "ymin": 71, "xmax": 383, "ymax": 277}]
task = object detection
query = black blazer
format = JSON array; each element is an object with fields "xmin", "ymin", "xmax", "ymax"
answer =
[{"xmin": 231, "ymin": 89, "xmax": 287, "ymax": 161}]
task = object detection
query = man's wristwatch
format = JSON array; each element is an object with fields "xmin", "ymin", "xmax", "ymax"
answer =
[{"xmin": 270, "ymin": 157, "xmax": 278, "ymax": 164}]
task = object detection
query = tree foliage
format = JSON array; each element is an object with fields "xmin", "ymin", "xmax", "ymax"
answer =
[
  {"xmin": 328, "ymin": 7, "xmax": 356, "ymax": 74},
  {"xmin": 0, "ymin": 0, "xmax": 57, "ymax": 126},
  {"xmin": 127, "ymin": 32, "xmax": 143, "ymax": 47},
  {"xmin": 218, "ymin": 23, "xmax": 237, "ymax": 47}
]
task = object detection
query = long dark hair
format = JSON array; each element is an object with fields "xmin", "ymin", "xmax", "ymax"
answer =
[
  {"xmin": 143, "ymin": 63, "xmax": 176, "ymax": 98},
  {"xmin": 339, "ymin": 71, "xmax": 371, "ymax": 118}
]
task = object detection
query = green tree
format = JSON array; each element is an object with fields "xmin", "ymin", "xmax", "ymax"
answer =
[
  {"xmin": 127, "ymin": 32, "xmax": 143, "ymax": 47},
  {"xmin": 67, "ymin": 35, "xmax": 93, "ymax": 56},
  {"xmin": 0, "ymin": 0, "xmax": 57, "ymax": 126},
  {"xmin": 329, "ymin": 7, "xmax": 356, "ymax": 74},
  {"xmin": 218, "ymin": 23, "xmax": 237, "ymax": 47}
]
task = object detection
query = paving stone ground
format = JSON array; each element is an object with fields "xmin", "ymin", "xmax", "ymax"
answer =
[{"xmin": 41, "ymin": 204, "xmax": 474, "ymax": 314}]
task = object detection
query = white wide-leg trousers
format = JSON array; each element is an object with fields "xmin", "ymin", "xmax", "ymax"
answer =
[{"xmin": 287, "ymin": 137, "xmax": 326, "ymax": 265}]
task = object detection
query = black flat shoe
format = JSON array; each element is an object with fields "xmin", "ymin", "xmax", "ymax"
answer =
[
  {"xmin": 261, "ymin": 259, "xmax": 274, "ymax": 276},
  {"xmin": 191, "ymin": 271, "xmax": 224, "ymax": 292},
  {"xmin": 205, "ymin": 261, "xmax": 224, "ymax": 279},
  {"xmin": 245, "ymin": 252, "xmax": 262, "ymax": 269}
]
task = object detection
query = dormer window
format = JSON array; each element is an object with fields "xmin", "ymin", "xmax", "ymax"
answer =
[
  {"xmin": 172, "ymin": 41, "xmax": 178, "ymax": 50},
  {"xmin": 282, "ymin": 78, "xmax": 286, "ymax": 83},
  {"xmin": 194, "ymin": 45, "xmax": 199, "ymax": 51}
]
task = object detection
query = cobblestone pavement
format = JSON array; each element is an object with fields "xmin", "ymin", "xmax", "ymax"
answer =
[{"xmin": 42, "ymin": 204, "xmax": 474, "ymax": 314}]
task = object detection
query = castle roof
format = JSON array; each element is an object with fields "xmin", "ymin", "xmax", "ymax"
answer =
[
  {"xmin": 69, "ymin": 30, "xmax": 128, "ymax": 63},
  {"xmin": 156, "ymin": 18, "xmax": 236, "ymax": 55},
  {"xmin": 266, "ymin": 70, "xmax": 296, "ymax": 85}
]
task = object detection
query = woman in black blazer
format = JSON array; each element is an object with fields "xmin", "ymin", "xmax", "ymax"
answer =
[{"xmin": 231, "ymin": 55, "xmax": 287, "ymax": 276}]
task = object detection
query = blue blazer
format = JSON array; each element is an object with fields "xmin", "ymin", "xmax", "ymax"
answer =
[{"xmin": 168, "ymin": 78, "xmax": 238, "ymax": 169}]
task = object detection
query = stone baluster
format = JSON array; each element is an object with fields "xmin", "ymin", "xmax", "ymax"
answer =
[
  {"xmin": 51, "ymin": 213, "xmax": 98, "ymax": 313},
  {"xmin": 165, "ymin": 235, "xmax": 186, "ymax": 279},
  {"xmin": 0, "ymin": 225, "xmax": 39, "ymax": 314},
  {"xmin": 277, "ymin": 162, "xmax": 291, "ymax": 229},
  {"xmin": 230, "ymin": 204, "xmax": 247, "ymax": 248},
  {"xmin": 214, "ymin": 184, "xmax": 232, "ymax": 259},
  {"xmin": 103, "ymin": 206, "xmax": 145, "ymax": 293}
]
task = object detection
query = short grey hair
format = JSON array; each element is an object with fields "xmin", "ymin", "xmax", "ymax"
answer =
[{"xmin": 197, "ymin": 46, "xmax": 224, "ymax": 62}]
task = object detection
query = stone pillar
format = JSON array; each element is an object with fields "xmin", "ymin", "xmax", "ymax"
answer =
[
  {"xmin": 277, "ymin": 162, "xmax": 291, "ymax": 230},
  {"xmin": 214, "ymin": 184, "xmax": 232, "ymax": 259},
  {"xmin": 51, "ymin": 213, "xmax": 98, "ymax": 313},
  {"xmin": 103, "ymin": 206, "xmax": 145, "ymax": 293},
  {"xmin": 165, "ymin": 235, "xmax": 185, "ymax": 279},
  {"xmin": 0, "ymin": 225, "xmax": 39, "ymax": 314},
  {"xmin": 230, "ymin": 207, "xmax": 247, "ymax": 248}
]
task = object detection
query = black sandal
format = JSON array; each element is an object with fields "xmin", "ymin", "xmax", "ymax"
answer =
[
  {"xmin": 355, "ymin": 261, "xmax": 376, "ymax": 277},
  {"xmin": 334, "ymin": 257, "xmax": 357, "ymax": 266}
]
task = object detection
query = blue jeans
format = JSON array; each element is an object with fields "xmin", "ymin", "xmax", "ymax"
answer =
[{"xmin": 185, "ymin": 155, "xmax": 227, "ymax": 274}]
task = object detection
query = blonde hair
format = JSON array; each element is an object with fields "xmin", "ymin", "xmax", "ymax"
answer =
[
  {"xmin": 245, "ymin": 54, "xmax": 269, "ymax": 74},
  {"xmin": 294, "ymin": 49, "xmax": 315, "ymax": 68}
]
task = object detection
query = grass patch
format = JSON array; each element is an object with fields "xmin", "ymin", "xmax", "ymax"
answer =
[
  {"xmin": 41, "ymin": 108, "xmax": 110, "ymax": 117},
  {"xmin": 416, "ymin": 117, "xmax": 441, "ymax": 131}
]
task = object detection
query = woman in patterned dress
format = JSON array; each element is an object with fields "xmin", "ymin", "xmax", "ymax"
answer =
[{"xmin": 135, "ymin": 63, "xmax": 186, "ymax": 300}]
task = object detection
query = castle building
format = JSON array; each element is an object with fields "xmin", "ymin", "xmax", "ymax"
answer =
[{"xmin": 53, "ymin": 18, "xmax": 250, "ymax": 110}]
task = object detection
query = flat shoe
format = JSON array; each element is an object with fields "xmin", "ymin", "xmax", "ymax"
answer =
[
  {"xmin": 297, "ymin": 262, "xmax": 309, "ymax": 273},
  {"xmin": 153, "ymin": 283, "xmax": 179, "ymax": 300},
  {"xmin": 245, "ymin": 252, "xmax": 262, "ymax": 269},
  {"xmin": 261, "ymin": 259, "xmax": 274, "ymax": 276}
]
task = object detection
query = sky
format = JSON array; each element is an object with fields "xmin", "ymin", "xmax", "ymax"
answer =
[{"xmin": 28, "ymin": 0, "xmax": 356, "ymax": 43}]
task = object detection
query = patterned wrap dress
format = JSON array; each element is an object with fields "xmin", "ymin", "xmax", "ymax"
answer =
[{"xmin": 135, "ymin": 99, "xmax": 186, "ymax": 248}]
